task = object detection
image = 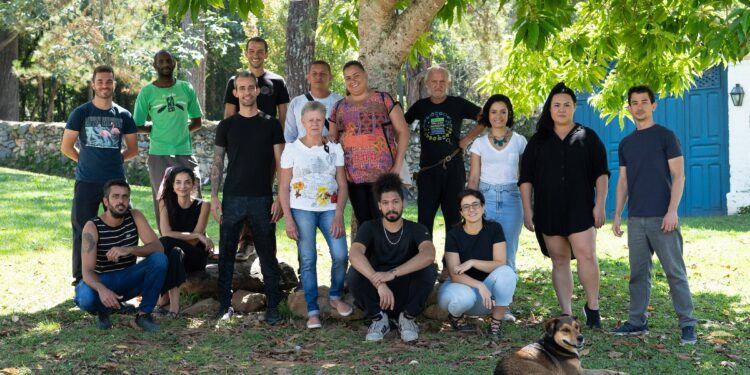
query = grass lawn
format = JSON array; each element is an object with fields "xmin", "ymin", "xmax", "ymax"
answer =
[{"xmin": 0, "ymin": 166, "xmax": 749, "ymax": 374}]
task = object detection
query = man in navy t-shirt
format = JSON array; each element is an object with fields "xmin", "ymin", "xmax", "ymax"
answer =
[
  {"xmin": 61, "ymin": 65, "xmax": 138, "ymax": 286},
  {"xmin": 611, "ymin": 85, "xmax": 696, "ymax": 345}
]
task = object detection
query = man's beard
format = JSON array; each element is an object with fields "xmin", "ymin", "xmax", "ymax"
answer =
[
  {"xmin": 108, "ymin": 204, "xmax": 129, "ymax": 219},
  {"xmin": 382, "ymin": 210, "xmax": 402, "ymax": 223}
]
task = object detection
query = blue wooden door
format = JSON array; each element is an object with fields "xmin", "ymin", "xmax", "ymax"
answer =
[{"xmin": 574, "ymin": 66, "xmax": 729, "ymax": 217}]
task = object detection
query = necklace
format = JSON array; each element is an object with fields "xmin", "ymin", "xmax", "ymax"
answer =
[
  {"xmin": 383, "ymin": 222, "xmax": 404, "ymax": 246},
  {"xmin": 490, "ymin": 131, "xmax": 510, "ymax": 147}
]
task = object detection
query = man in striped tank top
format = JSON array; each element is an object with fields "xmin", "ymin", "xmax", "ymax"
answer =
[{"xmin": 74, "ymin": 180, "xmax": 167, "ymax": 331}]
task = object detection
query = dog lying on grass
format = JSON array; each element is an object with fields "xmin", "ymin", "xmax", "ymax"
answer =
[{"xmin": 495, "ymin": 316, "xmax": 629, "ymax": 375}]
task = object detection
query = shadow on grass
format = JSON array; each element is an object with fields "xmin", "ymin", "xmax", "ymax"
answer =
[{"xmin": 1, "ymin": 256, "xmax": 748, "ymax": 374}]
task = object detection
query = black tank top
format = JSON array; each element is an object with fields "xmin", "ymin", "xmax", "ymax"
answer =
[
  {"xmin": 169, "ymin": 198, "xmax": 203, "ymax": 232},
  {"xmin": 92, "ymin": 212, "xmax": 139, "ymax": 273}
]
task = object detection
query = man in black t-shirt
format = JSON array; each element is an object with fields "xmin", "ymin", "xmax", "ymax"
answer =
[
  {"xmin": 348, "ymin": 173, "xmax": 437, "ymax": 342},
  {"xmin": 404, "ymin": 66, "xmax": 483, "ymax": 237},
  {"xmin": 211, "ymin": 71, "xmax": 286, "ymax": 324},
  {"xmin": 223, "ymin": 36, "xmax": 291, "ymax": 261},
  {"xmin": 612, "ymin": 85, "xmax": 696, "ymax": 345}
]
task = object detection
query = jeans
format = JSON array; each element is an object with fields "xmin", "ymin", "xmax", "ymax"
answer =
[
  {"xmin": 437, "ymin": 265, "xmax": 517, "ymax": 316},
  {"xmin": 70, "ymin": 180, "xmax": 105, "ymax": 280},
  {"xmin": 417, "ymin": 159, "xmax": 465, "ymax": 237},
  {"xmin": 218, "ymin": 195, "xmax": 281, "ymax": 311},
  {"xmin": 292, "ymin": 209, "xmax": 349, "ymax": 317},
  {"xmin": 627, "ymin": 217, "xmax": 696, "ymax": 328},
  {"xmin": 74, "ymin": 252, "xmax": 167, "ymax": 314},
  {"xmin": 479, "ymin": 182, "xmax": 523, "ymax": 271},
  {"xmin": 347, "ymin": 265, "xmax": 437, "ymax": 318}
]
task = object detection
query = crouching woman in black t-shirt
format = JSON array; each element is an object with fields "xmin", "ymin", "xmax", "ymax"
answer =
[{"xmin": 437, "ymin": 189, "xmax": 517, "ymax": 337}]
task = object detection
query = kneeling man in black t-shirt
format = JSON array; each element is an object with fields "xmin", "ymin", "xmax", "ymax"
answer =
[{"xmin": 347, "ymin": 173, "xmax": 437, "ymax": 343}]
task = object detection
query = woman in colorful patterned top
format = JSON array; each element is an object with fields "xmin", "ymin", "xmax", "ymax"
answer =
[
  {"xmin": 280, "ymin": 101, "xmax": 353, "ymax": 329},
  {"xmin": 328, "ymin": 61, "xmax": 411, "ymax": 225}
]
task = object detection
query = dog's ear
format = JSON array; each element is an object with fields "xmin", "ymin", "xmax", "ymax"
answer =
[{"xmin": 543, "ymin": 318, "xmax": 559, "ymax": 335}]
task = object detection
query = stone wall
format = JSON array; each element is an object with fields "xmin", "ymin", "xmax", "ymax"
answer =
[{"xmin": 0, "ymin": 120, "xmax": 478, "ymax": 194}]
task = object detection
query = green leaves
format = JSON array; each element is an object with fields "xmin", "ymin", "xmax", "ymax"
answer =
[{"xmin": 167, "ymin": 0, "xmax": 264, "ymax": 22}]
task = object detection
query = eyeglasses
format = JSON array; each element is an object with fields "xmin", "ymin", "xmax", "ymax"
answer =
[{"xmin": 460, "ymin": 202, "xmax": 482, "ymax": 211}]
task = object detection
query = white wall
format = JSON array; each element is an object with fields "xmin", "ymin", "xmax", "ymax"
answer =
[{"xmin": 727, "ymin": 56, "xmax": 750, "ymax": 214}]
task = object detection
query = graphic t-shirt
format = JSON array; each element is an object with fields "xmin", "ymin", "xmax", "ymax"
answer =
[
  {"xmin": 224, "ymin": 71, "xmax": 290, "ymax": 119},
  {"xmin": 284, "ymin": 92, "xmax": 344, "ymax": 142},
  {"xmin": 329, "ymin": 91, "xmax": 399, "ymax": 184},
  {"xmin": 281, "ymin": 140, "xmax": 344, "ymax": 211},
  {"xmin": 469, "ymin": 132, "xmax": 528, "ymax": 185},
  {"xmin": 65, "ymin": 102, "xmax": 137, "ymax": 183},
  {"xmin": 354, "ymin": 219, "xmax": 432, "ymax": 271},
  {"xmin": 133, "ymin": 80, "xmax": 203, "ymax": 155},
  {"xmin": 404, "ymin": 96, "xmax": 480, "ymax": 166},
  {"xmin": 445, "ymin": 221, "xmax": 506, "ymax": 281},
  {"xmin": 618, "ymin": 124, "xmax": 682, "ymax": 217},
  {"xmin": 214, "ymin": 112, "xmax": 285, "ymax": 197}
]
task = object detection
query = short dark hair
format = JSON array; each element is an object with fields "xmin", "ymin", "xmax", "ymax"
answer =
[
  {"xmin": 153, "ymin": 49, "xmax": 174, "ymax": 63},
  {"xmin": 103, "ymin": 179, "xmax": 130, "ymax": 197},
  {"xmin": 246, "ymin": 36, "xmax": 268, "ymax": 52},
  {"xmin": 456, "ymin": 189, "xmax": 485, "ymax": 208},
  {"xmin": 234, "ymin": 70, "xmax": 258, "ymax": 88},
  {"xmin": 627, "ymin": 85, "xmax": 656, "ymax": 104},
  {"xmin": 373, "ymin": 173, "xmax": 404, "ymax": 201},
  {"xmin": 92, "ymin": 65, "xmax": 115, "ymax": 81},
  {"xmin": 342, "ymin": 60, "xmax": 365, "ymax": 73},
  {"xmin": 480, "ymin": 94, "xmax": 515, "ymax": 128},
  {"xmin": 310, "ymin": 60, "xmax": 332, "ymax": 73}
]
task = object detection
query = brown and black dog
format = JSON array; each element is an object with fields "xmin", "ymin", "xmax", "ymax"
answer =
[{"xmin": 495, "ymin": 316, "xmax": 628, "ymax": 375}]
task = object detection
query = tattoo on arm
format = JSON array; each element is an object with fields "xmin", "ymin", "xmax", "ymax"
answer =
[
  {"xmin": 83, "ymin": 232, "xmax": 96, "ymax": 253},
  {"xmin": 211, "ymin": 146, "xmax": 226, "ymax": 197}
]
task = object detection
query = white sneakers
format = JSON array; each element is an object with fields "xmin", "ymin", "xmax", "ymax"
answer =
[{"xmin": 365, "ymin": 311, "xmax": 419, "ymax": 342}]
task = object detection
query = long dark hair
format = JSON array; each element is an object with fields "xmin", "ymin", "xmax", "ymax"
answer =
[
  {"xmin": 480, "ymin": 94, "xmax": 515, "ymax": 128},
  {"xmin": 536, "ymin": 82, "xmax": 577, "ymax": 138},
  {"xmin": 158, "ymin": 166, "xmax": 196, "ymax": 228}
]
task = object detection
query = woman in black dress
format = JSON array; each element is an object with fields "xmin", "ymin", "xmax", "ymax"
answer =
[
  {"xmin": 156, "ymin": 166, "xmax": 213, "ymax": 317},
  {"xmin": 519, "ymin": 82, "xmax": 609, "ymax": 328}
]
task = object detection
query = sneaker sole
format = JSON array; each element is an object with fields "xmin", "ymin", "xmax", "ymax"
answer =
[
  {"xmin": 680, "ymin": 339, "xmax": 697, "ymax": 345},
  {"xmin": 613, "ymin": 330, "xmax": 649, "ymax": 336}
]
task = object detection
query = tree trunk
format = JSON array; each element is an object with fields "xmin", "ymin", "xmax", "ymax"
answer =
[
  {"xmin": 182, "ymin": 15, "xmax": 206, "ymax": 112},
  {"xmin": 32, "ymin": 75, "xmax": 44, "ymax": 121},
  {"xmin": 46, "ymin": 77, "xmax": 59, "ymax": 122},
  {"xmin": 358, "ymin": 0, "xmax": 447, "ymax": 95},
  {"xmin": 0, "ymin": 29, "xmax": 20, "ymax": 121},
  {"xmin": 404, "ymin": 54, "xmax": 431, "ymax": 108},
  {"xmin": 285, "ymin": 0, "xmax": 319, "ymax": 98}
]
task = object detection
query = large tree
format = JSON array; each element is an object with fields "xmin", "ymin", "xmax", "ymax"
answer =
[
  {"xmin": 285, "ymin": 0, "xmax": 320, "ymax": 98},
  {"xmin": 173, "ymin": 0, "xmax": 750, "ymax": 122},
  {"xmin": 0, "ymin": 29, "xmax": 20, "ymax": 121}
]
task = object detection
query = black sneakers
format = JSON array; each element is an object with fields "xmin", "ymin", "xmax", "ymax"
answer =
[
  {"xmin": 134, "ymin": 313, "xmax": 160, "ymax": 332},
  {"xmin": 613, "ymin": 321, "xmax": 649, "ymax": 336},
  {"xmin": 265, "ymin": 306, "xmax": 282, "ymax": 325},
  {"xmin": 96, "ymin": 310, "xmax": 112, "ymax": 330},
  {"xmin": 680, "ymin": 326, "xmax": 697, "ymax": 345},
  {"xmin": 583, "ymin": 304, "xmax": 601, "ymax": 329}
]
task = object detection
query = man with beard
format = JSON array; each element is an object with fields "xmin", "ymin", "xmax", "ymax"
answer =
[
  {"xmin": 223, "ymin": 37, "xmax": 290, "ymax": 261},
  {"xmin": 134, "ymin": 50, "xmax": 203, "ymax": 228},
  {"xmin": 74, "ymin": 180, "xmax": 167, "ymax": 332},
  {"xmin": 211, "ymin": 71, "xmax": 285, "ymax": 323},
  {"xmin": 347, "ymin": 173, "xmax": 437, "ymax": 342},
  {"xmin": 61, "ymin": 65, "xmax": 138, "ymax": 287}
]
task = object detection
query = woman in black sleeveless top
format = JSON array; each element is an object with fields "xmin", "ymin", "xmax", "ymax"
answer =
[{"xmin": 156, "ymin": 166, "xmax": 212, "ymax": 317}]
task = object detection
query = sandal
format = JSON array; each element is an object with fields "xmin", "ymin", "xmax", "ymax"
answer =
[
  {"xmin": 490, "ymin": 317, "xmax": 503, "ymax": 338},
  {"xmin": 153, "ymin": 305, "xmax": 170, "ymax": 316},
  {"xmin": 448, "ymin": 314, "xmax": 475, "ymax": 332}
]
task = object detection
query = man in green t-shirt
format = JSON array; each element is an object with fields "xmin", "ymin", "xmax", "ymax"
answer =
[{"xmin": 134, "ymin": 50, "xmax": 203, "ymax": 227}]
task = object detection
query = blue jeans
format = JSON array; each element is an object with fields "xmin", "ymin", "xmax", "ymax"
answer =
[
  {"xmin": 74, "ymin": 252, "xmax": 167, "ymax": 314},
  {"xmin": 292, "ymin": 209, "xmax": 348, "ymax": 317},
  {"xmin": 218, "ymin": 195, "xmax": 281, "ymax": 311},
  {"xmin": 437, "ymin": 265, "xmax": 517, "ymax": 316},
  {"xmin": 479, "ymin": 182, "xmax": 523, "ymax": 271}
]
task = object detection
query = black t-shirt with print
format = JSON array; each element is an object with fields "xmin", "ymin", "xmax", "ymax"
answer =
[
  {"xmin": 354, "ymin": 219, "xmax": 432, "ymax": 271},
  {"xmin": 224, "ymin": 71, "xmax": 290, "ymax": 119},
  {"xmin": 445, "ymin": 221, "xmax": 505, "ymax": 281},
  {"xmin": 214, "ymin": 112, "xmax": 284, "ymax": 197},
  {"xmin": 404, "ymin": 96, "xmax": 480, "ymax": 167}
]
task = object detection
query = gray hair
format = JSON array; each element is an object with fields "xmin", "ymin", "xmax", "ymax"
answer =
[
  {"xmin": 301, "ymin": 101, "xmax": 327, "ymax": 118},
  {"xmin": 424, "ymin": 65, "xmax": 452, "ymax": 84},
  {"xmin": 233, "ymin": 70, "xmax": 257, "ymax": 88}
]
